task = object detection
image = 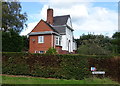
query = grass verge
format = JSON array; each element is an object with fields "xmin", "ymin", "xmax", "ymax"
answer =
[{"xmin": 1, "ymin": 75, "xmax": 120, "ymax": 85}]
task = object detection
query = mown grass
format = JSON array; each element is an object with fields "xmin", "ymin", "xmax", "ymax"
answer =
[{"xmin": 1, "ymin": 75, "xmax": 120, "ymax": 85}]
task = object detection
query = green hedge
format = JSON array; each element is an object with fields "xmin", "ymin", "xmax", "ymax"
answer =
[
  {"xmin": 2, "ymin": 52, "xmax": 120, "ymax": 82},
  {"xmin": 2, "ymin": 52, "xmax": 30, "ymax": 75}
]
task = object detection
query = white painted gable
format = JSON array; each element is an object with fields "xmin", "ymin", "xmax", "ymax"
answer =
[
  {"xmin": 67, "ymin": 17, "xmax": 72, "ymax": 28},
  {"xmin": 60, "ymin": 17, "xmax": 77, "ymax": 52}
]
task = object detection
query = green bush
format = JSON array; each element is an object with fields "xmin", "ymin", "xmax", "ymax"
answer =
[{"xmin": 46, "ymin": 47, "xmax": 57, "ymax": 55}]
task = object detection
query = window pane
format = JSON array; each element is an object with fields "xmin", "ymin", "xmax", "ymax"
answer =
[
  {"xmin": 56, "ymin": 36, "xmax": 59, "ymax": 45},
  {"xmin": 38, "ymin": 36, "xmax": 44, "ymax": 43},
  {"xmin": 59, "ymin": 37, "xmax": 61, "ymax": 45},
  {"xmin": 42, "ymin": 36, "xmax": 44, "ymax": 43},
  {"xmin": 39, "ymin": 51, "xmax": 44, "ymax": 54}
]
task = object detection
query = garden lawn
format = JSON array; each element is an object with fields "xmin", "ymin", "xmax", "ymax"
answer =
[{"xmin": 1, "ymin": 75, "xmax": 119, "ymax": 85}]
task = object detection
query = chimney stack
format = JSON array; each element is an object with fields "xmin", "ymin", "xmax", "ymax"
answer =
[{"xmin": 47, "ymin": 8, "xmax": 53, "ymax": 25}]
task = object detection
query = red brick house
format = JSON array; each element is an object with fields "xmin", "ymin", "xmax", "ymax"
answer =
[{"xmin": 28, "ymin": 8, "xmax": 77, "ymax": 54}]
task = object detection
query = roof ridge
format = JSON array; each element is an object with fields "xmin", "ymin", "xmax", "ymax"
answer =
[{"xmin": 54, "ymin": 15, "xmax": 70, "ymax": 18}]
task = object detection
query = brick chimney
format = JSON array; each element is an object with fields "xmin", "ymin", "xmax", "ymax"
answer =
[{"xmin": 47, "ymin": 8, "xmax": 53, "ymax": 25}]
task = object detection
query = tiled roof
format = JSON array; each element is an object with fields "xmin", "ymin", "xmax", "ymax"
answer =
[
  {"xmin": 52, "ymin": 15, "xmax": 74, "ymax": 34},
  {"xmin": 53, "ymin": 15, "xmax": 70, "ymax": 26},
  {"xmin": 53, "ymin": 26, "xmax": 66, "ymax": 35}
]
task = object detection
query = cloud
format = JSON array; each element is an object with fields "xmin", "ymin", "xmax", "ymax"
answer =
[
  {"xmin": 21, "ymin": 1, "xmax": 118, "ymax": 38},
  {"xmin": 74, "ymin": 6, "xmax": 118, "ymax": 34}
]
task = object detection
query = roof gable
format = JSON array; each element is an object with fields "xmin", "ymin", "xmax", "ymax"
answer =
[{"xmin": 30, "ymin": 19, "xmax": 58, "ymax": 33}]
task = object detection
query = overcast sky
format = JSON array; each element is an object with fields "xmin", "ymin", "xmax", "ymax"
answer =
[{"xmin": 20, "ymin": 0, "xmax": 119, "ymax": 38}]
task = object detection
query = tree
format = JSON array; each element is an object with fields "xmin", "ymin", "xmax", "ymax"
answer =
[
  {"xmin": 2, "ymin": 1, "xmax": 28, "ymax": 52},
  {"xmin": 2, "ymin": 29, "xmax": 23, "ymax": 52},
  {"xmin": 75, "ymin": 39, "xmax": 79, "ymax": 48},
  {"xmin": 2, "ymin": 29, "xmax": 29, "ymax": 52},
  {"xmin": 2, "ymin": 1, "xmax": 27, "ymax": 33},
  {"xmin": 77, "ymin": 34, "xmax": 112, "ymax": 55},
  {"xmin": 21, "ymin": 36, "xmax": 29, "ymax": 52},
  {"xmin": 112, "ymin": 32, "xmax": 120, "ymax": 54},
  {"xmin": 78, "ymin": 39, "xmax": 111, "ymax": 55}
]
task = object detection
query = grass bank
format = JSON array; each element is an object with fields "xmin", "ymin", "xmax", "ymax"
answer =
[{"xmin": 1, "ymin": 75, "xmax": 119, "ymax": 85}]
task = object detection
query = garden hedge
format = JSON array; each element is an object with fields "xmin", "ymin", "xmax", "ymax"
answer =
[{"xmin": 2, "ymin": 52, "xmax": 120, "ymax": 82}]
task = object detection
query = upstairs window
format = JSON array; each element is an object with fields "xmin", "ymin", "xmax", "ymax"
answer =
[{"xmin": 38, "ymin": 36, "xmax": 44, "ymax": 43}]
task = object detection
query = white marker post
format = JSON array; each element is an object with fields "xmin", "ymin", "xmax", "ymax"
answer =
[{"xmin": 92, "ymin": 71, "xmax": 105, "ymax": 77}]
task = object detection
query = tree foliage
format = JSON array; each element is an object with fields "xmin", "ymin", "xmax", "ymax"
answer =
[
  {"xmin": 21, "ymin": 36, "xmax": 29, "ymax": 52},
  {"xmin": 77, "ymin": 34, "xmax": 112, "ymax": 55},
  {"xmin": 2, "ymin": 29, "xmax": 29, "ymax": 52},
  {"xmin": 2, "ymin": 1, "xmax": 27, "ymax": 33},
  {"xmin": 2, "ymin": 1, "xmax": 28, "ymax": 52},
  {"xmin": 2, "ymin": 29, "xmax": 22, "ymax": 52},
  {"xmin": 112, "ymin": 32, "xmax": 120, "ymax": 54}
]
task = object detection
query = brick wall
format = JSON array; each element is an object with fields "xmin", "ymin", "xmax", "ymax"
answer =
[
  {"xmin": 29, "ymin": 34, "xmax": 53, "ymax": 53},
  {"xmin": 31, "ymin": 20, "xmax": 53, "ymax": 32},
  {"xmin": 29, "ymin": 20, "xmax": 54, "ymax": 53},
  {"xmin": 55, "ymin": 46, "xmax": 62, "ymax": 54}
]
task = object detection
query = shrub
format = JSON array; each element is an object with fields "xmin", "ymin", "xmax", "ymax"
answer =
[{"xmin": 46, "ymin": 47, "xmax": 57, "ymax": 55}]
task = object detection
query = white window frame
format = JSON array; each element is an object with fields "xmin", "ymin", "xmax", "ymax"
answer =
[
  {"xmin": 55, "ymin": 36, "xmax": 61, "ymax": 46},
  {"xmin": 38, "ymin": 36, "xmax": 44, "ymax": 43},
  {"xmin": 35, "ymin": 50, "xmax": 37, "ymax": 53},
  {"xmin": 55, "ymin": 36, "xmax": 59, "ymax": 45}
]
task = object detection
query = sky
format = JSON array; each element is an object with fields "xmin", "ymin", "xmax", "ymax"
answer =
[{"xmin": 20, "ymin": 0, "xmax": 119, "ymax": 38}]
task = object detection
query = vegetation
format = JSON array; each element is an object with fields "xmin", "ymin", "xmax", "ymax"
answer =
[
  {"xmin": 21, "ymin": 35, "xmax": 29, "ymax": 52},
  {"xmin": 46, "ymin": 47, "xmax": 57, "ymax": 55},
  {"xmin": 2, "ymin": 52, "xmax": 120, "ymax": 83},
  {"xmin": 2, "ymin": 1, "xmax": 28, "ymax": 52},
  {"xmin": 112, "ymin": 32, "xmax": 120, "ymax": 54},
  {"xmin": 2, "ymin": 75, "xmax": 119, "ymax": 85},
  {"xmin": 2, "ymin": 30, "xmax": 29, "ymax": 52},
  {"xmin": 77, "ymin": 33, "xmax": 120, "ymax": 55},
  {"xmin": 2, "ymin": 1, "xmax": 27, "ymax": 33},
  {"xmin": 1, "ymin": 1, "xmax": 120, "ymax": 85}
]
